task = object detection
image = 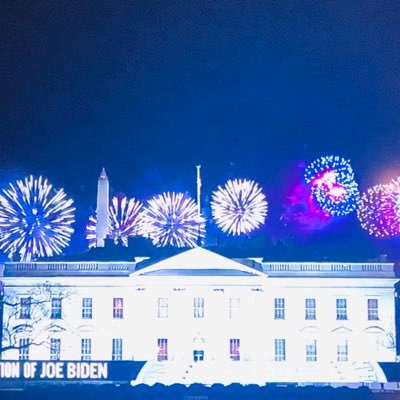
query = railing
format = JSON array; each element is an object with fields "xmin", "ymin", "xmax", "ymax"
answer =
[
  {"xmin": 3, "ymin": 262, "xmax": 136, "ymax": 273},
  {"xmin": 263, "ymin": 262, "xmax": 393, "ymax": 275}
]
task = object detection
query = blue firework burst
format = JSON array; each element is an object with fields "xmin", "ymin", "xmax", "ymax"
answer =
[
  {"xmin": 211, "ymin": 179, "xmax": 268, "ymax": 236},
  {"xmin": 0, "ymin": 176, "xmax": 75, "ymax": 261},
  {"xmin": 304, "ymin": 156, "xmax": 360, "ymax": 216},
  {"xmin": 140, "ymin": 192, "xmax": 205, "ymax": 247}
]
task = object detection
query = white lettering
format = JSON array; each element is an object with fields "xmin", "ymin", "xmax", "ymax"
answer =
[
  {"xmin": 67, "ymin": 362, "xmax": 76, "ymax": 378},
  {"xmin": 65, "ymin": 362, "xmax": 108, "ymax": 379},
  {"xmin": 40, "ymin": 362, "xmax": 64, "ymax": 379},
  {"xmin": 0, "ymin": 362, "xmax": 20, "ymax": 378}
]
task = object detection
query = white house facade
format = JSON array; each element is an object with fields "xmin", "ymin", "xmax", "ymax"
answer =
[{"xmin": 0, "ymin": 247, "xmax": 398, "ymax": 385}]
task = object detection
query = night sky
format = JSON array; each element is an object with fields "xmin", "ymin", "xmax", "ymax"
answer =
[{"xmin": 1, "ymin": 1, "xmax": 400, "ymax": 260}]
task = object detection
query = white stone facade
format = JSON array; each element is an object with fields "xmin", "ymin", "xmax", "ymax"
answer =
[{"xmin": 0, "ymin": 247, "xmax": 398, "ymax": 384}]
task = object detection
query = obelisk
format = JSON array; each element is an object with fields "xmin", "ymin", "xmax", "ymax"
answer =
[{"xmin": 96, "ymin": 168, "xmax": 109, "ymax": 247}]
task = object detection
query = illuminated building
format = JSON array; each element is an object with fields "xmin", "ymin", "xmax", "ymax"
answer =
[{"xmin": 0, "ymin": 247, "xmax": 398, "ymax": 386}]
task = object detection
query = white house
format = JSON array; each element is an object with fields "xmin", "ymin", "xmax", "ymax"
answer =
[{"xmin": 0, "ymin": 247, "xmax": 398, "ymax": 385}]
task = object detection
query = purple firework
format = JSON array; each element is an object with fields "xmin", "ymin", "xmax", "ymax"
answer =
[
  {"xmin": 140, "ymin": 192, "xmax": 205, "ymax": 248},
  {"xmin": 86, "ymin": 194, "xmax": 144, "ymax": 248},
  {"xmin": 357, "ymin": 182, "xmax": 400, "ymax": 238}
]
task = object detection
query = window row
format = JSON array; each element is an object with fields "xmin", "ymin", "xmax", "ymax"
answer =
[
  {"xmin": 17, "ymin": 337, "xmax": 353, "ymax": 363},
  {"xmin": 19, "ymin": 297, "xmax": 124, "ymax": 320},
  {"xmin": 18, "ymin": 296, "xmax": 380, "ymax": 321},
  {"xmin": 156, "ymin": 338, "xmax": 350, "ymax": 363},
  {"xmin": 18, "ymin": 338, "xmax": 124, "ymax": 361},
  {"xmin": 159, "ymin": 297, "xmax": 379, "ymax": 321},
  {"xmin": 273, "ymin": 298, "xmax": 379, "ymax": 321}
]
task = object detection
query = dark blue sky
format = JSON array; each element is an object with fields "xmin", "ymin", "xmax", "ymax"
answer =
[{"xmin": 1, "ymin": 1, "xmax": 400, "ymax": 259}]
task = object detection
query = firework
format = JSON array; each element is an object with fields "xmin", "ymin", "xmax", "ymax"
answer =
[
  {"xmin": 211, "ymin": 179, "xmax": 268, "ymax": 236},
  {"xmin": 388, "ymin": 177, "xmax": 400, "ymax": 218},
  {"xmin": 304, "ymin": 156, "xmax": 360, "ymax": 216},
  {"xmin": 0, "ymin": 176, "xmax": 75, "ymax": 261},
  {"xmin": 357, "ymin": 181, "xmax": 400, "ymax": 238},
  {"xmin": 140, "ymin": 192, "xmax": 205, "ymax": 247},
  {"xmin": 86, "ymin": 194, "xmax": 144, "ymax": 248}
]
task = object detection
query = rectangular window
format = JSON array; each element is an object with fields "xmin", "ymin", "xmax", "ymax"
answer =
[
  {"xmin": 367, "ymin": 299, "xmax": 379, "ymax": 320},
  {"xmin": 194, "ymin": 297, "xmax": 204, "ymax": 318},
  {"xmin": 81, "ymin": 338, "xmax": 92, "ymax": 361},
  {"xmin": 50, "ymin": 338, "xmax": 61, "ymax": 361},
  {"xmin": 230, "ymin": 338, "xmax": 240, "ymax": 361},
  {"xmin": 112, "ymin": 338, "xmax": 123, "ymax": 361},
  {"xmin": 274, "ymin": 338, "xmax": 286, "ymax": 361},
  {"xmin": 82, "ymin": 298, "xmax": 93, "ymax": 319},
  {"xmin": 306, "ymin": 339, "xmax": 317, "ymax": 362},
  {"xmin": 157, "ymin": 338, "xmax": 168, "ymax": 361},
  {"xmin": 305, "ymin": 298, "xmax": 316, "ymax": 320},
  {"xmin": 157, "ymin": 297, "xmax": 168, "ymax": 318},
  {"xmin": 113, "ymin": 298, "xmax": 123, "ymax": 319},
  {"xmin": 336, "ymin": 299, "xmax": 347, "ymax": 320},
  {"xmin": 337, "ymin": 340, "xmax": 348, "ymax": 362},
  {"xmin": 51, "ymin": 298, "xmax": 62, "ymax": 319},
  {"xmin": 19, "ymin": 338, "xmax": 30, "ymax": 360},
  {"xmin": 19, "ymin": 298, "xmax": 31, "ymax": 319},
  {"xmin": 229, "ymin": 298, "xmax": 240, "ymax": 319},
  {"xmin": 274, "ymin": 298, "xmax": 285, "ymax": 320}
]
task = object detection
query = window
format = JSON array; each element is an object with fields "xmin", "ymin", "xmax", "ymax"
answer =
[
  {"xmin": 306, "ymin": 339, "xmax": 317, "ymax": 362},
  {"xmin": 82, "ymin": 298, "xmax": 93, "ymax": 319},
  {"xmin": 274, "ymin": 298, "xmax": 285, "ymax": 320},
  {"xmin": 367, "ymin": 299, "xmax": 379, "ymax": 320},
  {"xmin": 194, "ymin": 297, "xmax": 204, "ymax": 318},
  {"xmin": 274, "ymin": 339, "xmax": 286, "ymax": 361},
  {"xmin": 230, "ymin": 339, "xmax": 240, "ymax": 361},
  {"xmin": 336, "ymin": 299, "xmax": 347, "ymax": 320},
  {"xmin": 113, "ymin": 298, "xmax": 123, "ymax": 319},
  {"xmin": 305, "ymin": 298, "xmax": 316, "ymax": 320},
  {"xmin": 157, "ymin": 338, "xmax": 168, "ymax": 361},
  {"xmin": 50, "ymin": 338, "xmax": 61, "ymax": 361},
  {"xmin": 19, "ymin": 338, "xmax": 30, "ymax": 360},
  {"xmin": 51, "ymin": 298, "xmax": 62, "ymax": 319},
  {"xmin": 112, "ymin": 338, "xmax": 123, "ymax": 361},
  {"xmin": 19, "ymin": 298, "xmax": 31, "ymax": 319},
  {"xmin": 229, "ymin": 298, "xmax": 240, "ymax": 319},
  {"xmin": 81, "ymin": 338, "xmax": 92, "ymax": 361},
  {"xmin": 157, "ymin": 297, "xmax": 168, "ymax": 318},
  {"xmin": 337, "ymin": 340, "xmax": 348, "ymax": 362}
]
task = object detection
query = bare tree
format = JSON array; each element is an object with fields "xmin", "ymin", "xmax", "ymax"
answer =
[{"xmin": 0, "ymin": 281, "xmax": 72, "ymax": 356}]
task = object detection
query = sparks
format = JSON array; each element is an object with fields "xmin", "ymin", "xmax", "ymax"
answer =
[
  {"xmin": 140, "ymin": 192, "xmax": 205, "ymax": 247},
  {"xmin": 0, "ymin": 176, "xmax": 75, "ymax": 261},
  {"xmin": 211, "ymin": 179, "xmax": 268, "ymax": 236}
]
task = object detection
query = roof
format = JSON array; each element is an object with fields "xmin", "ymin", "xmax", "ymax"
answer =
[{"xmin": 131, "ymin": 247, "xmax": 266, "ymax": 277}]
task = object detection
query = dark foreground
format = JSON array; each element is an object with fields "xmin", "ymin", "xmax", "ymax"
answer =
[{"xmin": 1, "ymin": 384, "xmax": 400, "ymax": 400}]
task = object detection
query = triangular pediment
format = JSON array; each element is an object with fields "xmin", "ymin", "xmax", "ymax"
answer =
[
  {"xmin": 131, "ymin": 247, "xmax": 266, "ymax": 277},
  {"xmin": 332, "ymin": 326, "xmax": 353, "ymax": 333}
]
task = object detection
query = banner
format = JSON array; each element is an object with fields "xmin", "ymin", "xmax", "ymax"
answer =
[{"xmin": 0, "ymin": 360, "xmax": 145, "ymax": 381}]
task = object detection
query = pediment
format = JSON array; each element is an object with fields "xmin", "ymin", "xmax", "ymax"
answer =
[
  {"xmin": 131, "ymin": 247, "xmax": 266, "ymax": 277},
  {"xmin": 332, "ymin": 326, "xmax": 353, "ymax": 333}
]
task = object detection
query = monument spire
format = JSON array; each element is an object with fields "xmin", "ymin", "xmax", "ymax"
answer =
[{"xmin": 96, "ymin": 168, "xmax": 109, "ymax": 247}]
